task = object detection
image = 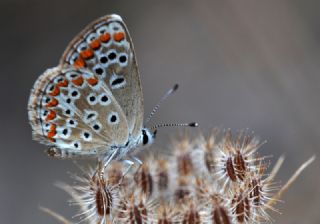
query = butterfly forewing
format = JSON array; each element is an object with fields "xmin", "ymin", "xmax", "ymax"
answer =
[
  {"xmin": 28, "ymin": 66, "xmax": 129, "ymax": 156},
  {"xmin": 60, "ymin": 14, "xmax": 144, "ymax": 138}
]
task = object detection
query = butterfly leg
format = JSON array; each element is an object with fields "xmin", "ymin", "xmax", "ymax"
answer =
[
  {"xmin": 122, "ymin": 156, "xmax": 143, "ymax": 175},
  {"xmin": 131, "ymin": 156, "xmax": 143, "ymax": 165},
  {"xmin": 122, "ymin": 159, "xmax": 134, "ymax": 176},
  {"xmin": 94, "ymin": 148, "xmax": 120, "ymax": 180},
  {"xmin": 103, "ymin": 148, "xmax": 120, "ymax": 170},
  {"xmin": 121, "ymin": 156, "xmax": 143, "ymax": 177}
]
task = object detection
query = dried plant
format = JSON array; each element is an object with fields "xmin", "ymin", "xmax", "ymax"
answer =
[{"xmin": 41, "ymin": 129, "xmax": 315, "ymax": 224}]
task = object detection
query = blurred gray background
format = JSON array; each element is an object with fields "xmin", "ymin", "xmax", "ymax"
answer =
[{"xmin": 1, "ymin": 0, "xmax": 319, "ymax": 223}]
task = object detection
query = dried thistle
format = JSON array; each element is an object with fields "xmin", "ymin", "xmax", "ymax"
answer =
[{"xmin": 42, "ymin": 129, "xmax": 315, "ymax": 224}]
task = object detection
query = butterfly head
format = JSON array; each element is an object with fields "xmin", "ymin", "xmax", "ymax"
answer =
[{"xmin": 140, "ymin": 128, "xmax": 157, "ymax": 147}]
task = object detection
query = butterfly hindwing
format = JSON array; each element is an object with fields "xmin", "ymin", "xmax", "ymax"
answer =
[
  {"xmin": 28, "ymin": 66, "xmax": 129, "ymax": 156},
  {"xmin": 60, "ymin": 14, "xmax": 144, "ymax": 139}
]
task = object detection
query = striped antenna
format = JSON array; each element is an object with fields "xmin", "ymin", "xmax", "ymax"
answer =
[{"xmin": 145, "ymin": 84, "xmax": 179, "ymax": 124}]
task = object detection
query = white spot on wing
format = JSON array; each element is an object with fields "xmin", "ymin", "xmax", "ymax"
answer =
[
  {"xmin": 71, "ymin": 141, "xmax": 81, "ymax": 150},
  {"xmin": 91, "ymin": 121, "xmax": 102, "ymax": 133},
  {"xmin": 92, "ymin": 64, "xmax": 106, "ymax": 78},
  {"xmin": 109, "ymin": 22, "xmax": 122, "ymax": 32},
  {"xmin": 107, "ymin": 111, "xmax": 120, "ymax": 125},
  {"xmin": 109, "ymin": 73, "xmax": 126, "ymax": 89},
  {"xmin": 66, "ymin": 118, "xmax": 77, "ymax": 127},
  {"xmin": 83, "ymin": 110, "xmax": 98, "ymax": 124},
  {"xmin": 55, "ymin": 139, "xmax": 72, "ymax": 149},
  {"xmin": 81, "ymin": 130, "xmax": 92, "ymax": 141},
  {"xmin": 110, "ymin": 14, "xmax": 123, "ymax": 21},
  {"xmin": 98, "ymin": 93, "xmax": 111, "ymax": 106},
  {"xmin": 58, "ymin": 126, "xmax": 71, "ymax": 139},
  {"xmin": 68, "ymin": 88, "xmax": 80, "ymax": 100},
  {"xmin": 118, "ymin": 53, "xmax": 128, "ymax": 67},
  {"xmin": 87, "ymin": 93, "xmax": 97, "ymax": 105},
  {"xmin": 69, "ymin": 52, "xmax": 79, "ymax": 64},
  {"xmin": 106, "ymin": 50, "xmax": 117, "ymax": 64},
  {"xmin": 76, "ymin": 42, "xmax": 87, "ymax": 52},
  {"xmin": 86, "ymin": 33, "xmax": 98, "ymax": 43},
  {"xmin": 96, "ymin": 25, "xmax": 109, "ymax": 35}
]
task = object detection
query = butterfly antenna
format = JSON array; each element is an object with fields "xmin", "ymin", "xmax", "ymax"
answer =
[
  {"xmin": 145, "ymin": 84, "xmax": 179, "ymax": 124},
  {"xmin": 151, "ymin": 122, "xmax": 198, "ymax": 132}
]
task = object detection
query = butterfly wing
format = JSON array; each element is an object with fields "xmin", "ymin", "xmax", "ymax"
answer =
[
  {"xmin": 28, "ymin": 66, "xmax": 129, "ymax": 156},
  {"xmin": 60, "ymin": 14, "xmax": 143, "ymax": 139}
]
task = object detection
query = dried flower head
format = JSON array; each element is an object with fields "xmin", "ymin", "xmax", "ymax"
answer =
[
  {"xmin": 57, "ymin": 162, "xmax": 123, "ymax": 223},
  {"xmin": 42, "ymin": 129, "xmax": 314, "ymax": 224}
]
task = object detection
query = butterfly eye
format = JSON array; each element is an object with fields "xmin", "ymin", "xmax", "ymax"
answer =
[
  {"xmin": 141, "ymin": 129, "xmax": 155, "ymax": 146},
  {"xmin": 142, "ymin": 130, "xmax": 149, "ymax": 145}
]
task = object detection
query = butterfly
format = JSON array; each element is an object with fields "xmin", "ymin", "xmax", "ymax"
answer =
[{"xmin": 28, "ymin": 14, "xmax": 197, "ymax": 165}]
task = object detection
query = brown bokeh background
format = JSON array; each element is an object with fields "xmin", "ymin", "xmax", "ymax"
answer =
[{"xmin": 1, "ymin": 0, "xmax": 319, "ymax": 223}]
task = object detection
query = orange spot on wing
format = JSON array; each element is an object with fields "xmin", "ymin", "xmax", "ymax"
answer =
[
  {"xmin": 90, "ymin": 39, "xmax": 101, "ymax": 50},
  {"xmin": 49, "ymin": 86, "xmax": 60, "ymax": 96},
  {"xmin": 74, "ymin": 57, "xmax": 86, "ymax": 68},
  {"xmin": 57, "ymin": 79, "xmax": 68, "ymax": 87},
  {"xmin": 87, "ymin": 77, "xmax": 98, "ymax": 86},
  {"xmin": 113, "ymin": 32, "xmax": 125, "ymax": 42},
  {"xmin": 80, "ymin": 49, "xmax": 94, "ymax": 60},
  {"xmin": 49, "ymin": 124, "xmax": 56, "ymax": 132},
  {"xmin": 72, "ymin": 76, "xmax": 84, "ymax": 86},
  {"xmin": 47, "ymin": 129, "xmax": 56, "ymax": 138},
  {"xmin": 46, "ymin": 110, "xmax": 56, "ymax": 121},
  {"xmin": 46, "ymin": 98, "xmax": 58, "ymax": 107},
  {"xmin": 100, "ymin": 33, "xmax": 111, "ymax": 42}
]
